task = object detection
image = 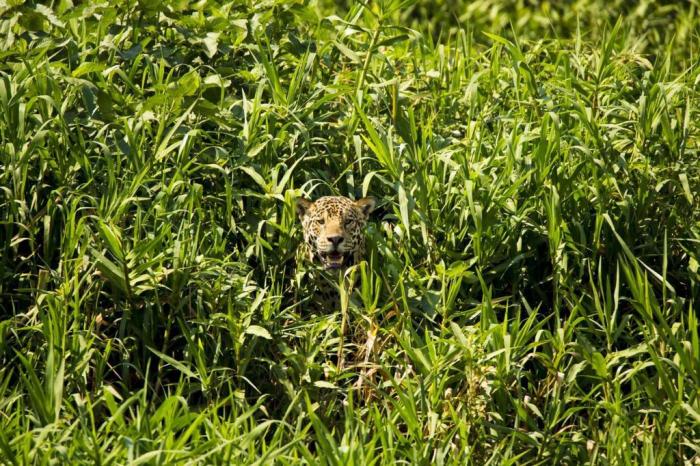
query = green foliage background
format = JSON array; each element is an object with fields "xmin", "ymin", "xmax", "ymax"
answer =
[{"xmin": 1, "ymin": 0, "xmax": 699, "ymax": 463}]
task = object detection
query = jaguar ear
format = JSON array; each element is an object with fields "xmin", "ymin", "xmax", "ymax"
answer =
[
  {"xmin": 296, "ymin": 198, "xmax": 313, "ymax": 220},
  {"xmin": 354, "ymin": 197, "xmax": 377, "ymax": 218}
]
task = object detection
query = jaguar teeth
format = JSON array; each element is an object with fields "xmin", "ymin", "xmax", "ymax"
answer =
[{"xmin": 320, "ymin": 251, "xmax": 346, "ymax": 269}]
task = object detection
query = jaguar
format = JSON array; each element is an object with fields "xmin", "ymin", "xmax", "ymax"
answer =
[{"xmin": 296, "ymin": 195, "xmax": 376, "ymax": 270}]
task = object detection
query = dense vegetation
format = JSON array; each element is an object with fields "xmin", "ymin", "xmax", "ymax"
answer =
[{"xmin": 1, "ymin": 0, "xmax": 699, "ymax": 463}]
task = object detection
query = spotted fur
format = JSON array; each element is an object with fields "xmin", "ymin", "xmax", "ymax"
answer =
[{"xmin": 296, "ymin": 196, "xmax": 376, "ymax": 270}]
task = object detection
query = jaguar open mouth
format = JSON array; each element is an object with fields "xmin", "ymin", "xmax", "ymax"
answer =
[{"xmin": 318, "ymin": 251, "xmax": 351, "ymax": 270}]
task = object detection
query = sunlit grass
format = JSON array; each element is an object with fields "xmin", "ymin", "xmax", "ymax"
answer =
[{"xmin": 1, "ymin": 0, "xmax": 699, "ymax": 464}]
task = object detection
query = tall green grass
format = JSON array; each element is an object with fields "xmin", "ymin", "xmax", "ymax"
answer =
[{"xmin": 1, "ymin": 0, "xmax": 699, "ymax": 464}]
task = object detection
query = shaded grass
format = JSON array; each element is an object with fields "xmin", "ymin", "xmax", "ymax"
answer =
[{"xmin": 1, "ymin": 0, "xmax": 699, "ymax": 464}]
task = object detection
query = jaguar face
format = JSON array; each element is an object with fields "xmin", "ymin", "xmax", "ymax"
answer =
[{"xmin": 296, "ymin": 195, "xmax": 376, "ymax": 270}]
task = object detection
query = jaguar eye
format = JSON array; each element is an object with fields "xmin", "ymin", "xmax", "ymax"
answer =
[
  {"xmin": 344, "ymin": 219, "xmax": 354, "ymax": 227},
  {"xmin": 317, "ymin": 217, "xmax": 325, "ymax": 225}
]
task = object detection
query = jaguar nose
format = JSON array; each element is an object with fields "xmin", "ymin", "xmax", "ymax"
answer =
[{"xmin": 326, "ymin": 235, "xmax": 344, "ymax": 247}]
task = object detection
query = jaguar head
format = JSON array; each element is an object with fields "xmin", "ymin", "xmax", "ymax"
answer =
[{"xmin": 296, "ymin": 195, "xmax": 376, "ymax": 270}]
